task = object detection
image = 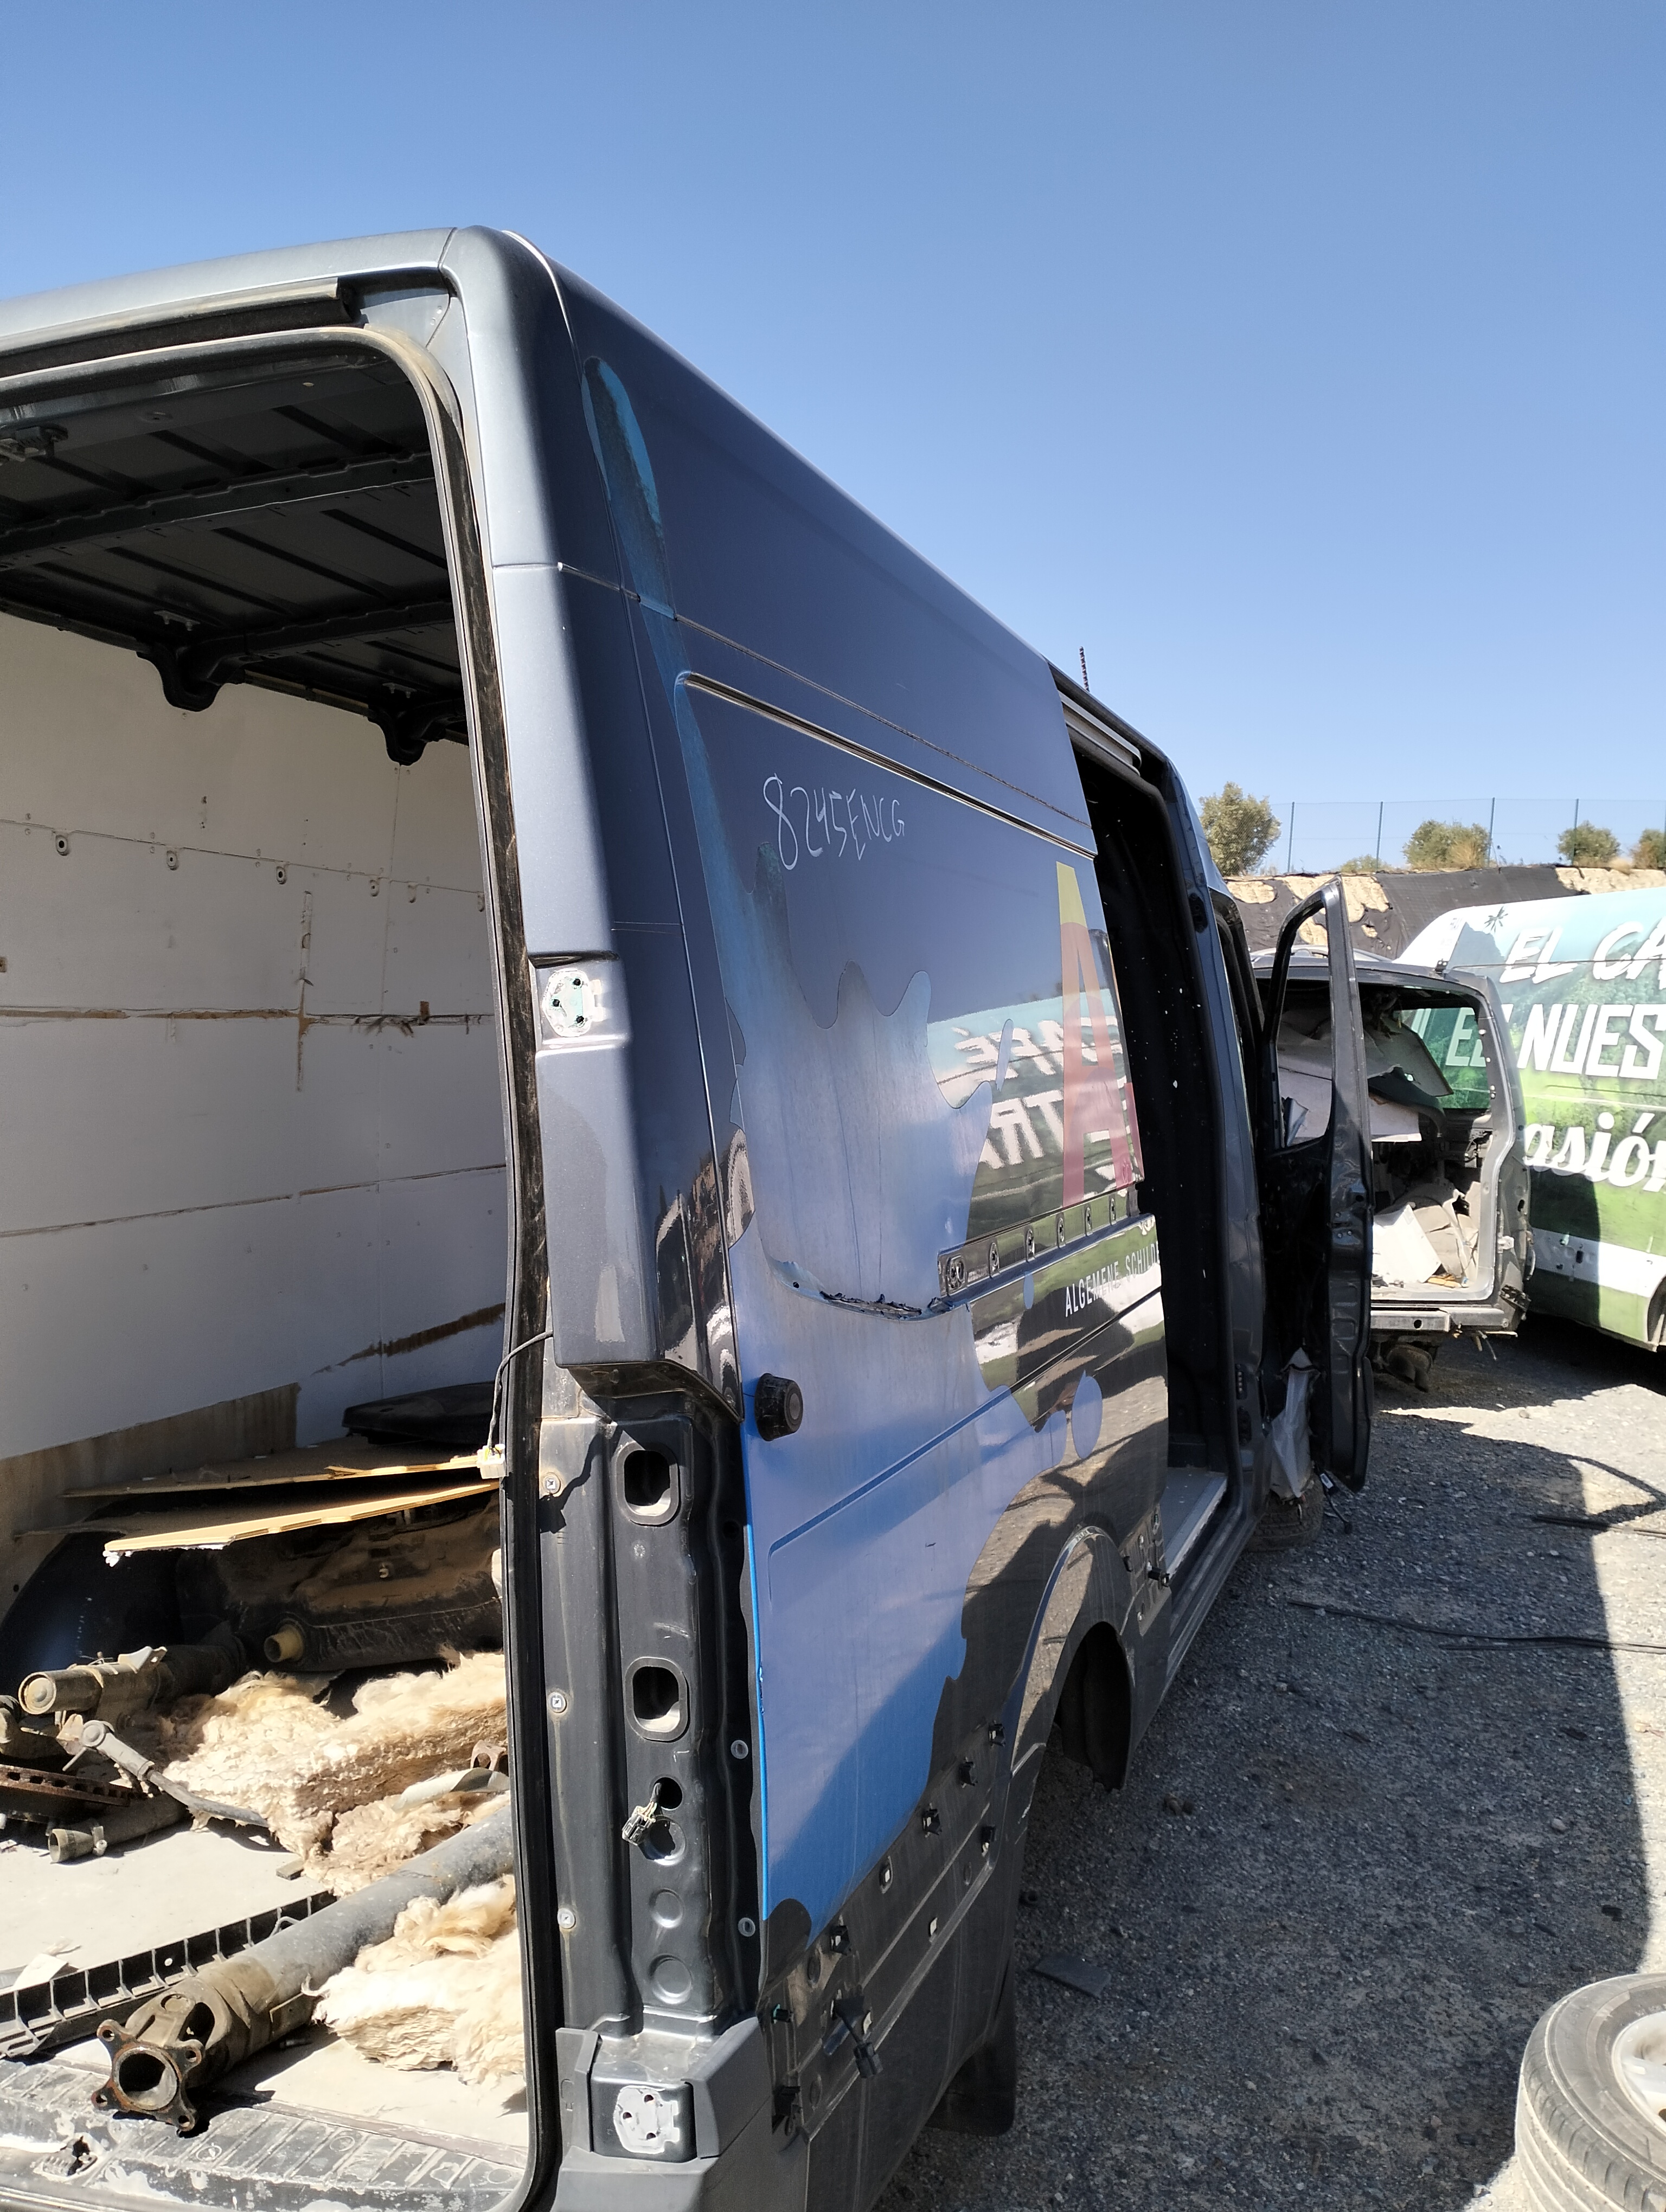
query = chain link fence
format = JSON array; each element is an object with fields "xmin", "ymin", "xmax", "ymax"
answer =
[{"xmin": 1252, "ymin": 794, "xmax": 1666, "ymax": 874}]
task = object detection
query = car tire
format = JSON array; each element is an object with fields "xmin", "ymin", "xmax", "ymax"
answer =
[
  {"xmin": 928, "ymin": 1963, "xmax": 1017, "ymax": 2136},
  {"xmin": 1515, "ymin": 1973, "xmax": 1666, "ymax": 2211}
]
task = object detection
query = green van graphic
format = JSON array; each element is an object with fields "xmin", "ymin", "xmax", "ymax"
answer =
[{"xmin": 1402, "ymin": 889, "xmax": 1666, "ymax": 1349}]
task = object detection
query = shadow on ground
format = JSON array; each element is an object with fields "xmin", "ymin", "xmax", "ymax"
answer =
[{"xmin": 875, "ymin": 1317, "xmax": 1664, "ymax": 2211}]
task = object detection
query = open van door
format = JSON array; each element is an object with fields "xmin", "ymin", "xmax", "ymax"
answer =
[{"xmin": 1255, "ymin": 882, "xmax": 1374, "ymax": 1489}]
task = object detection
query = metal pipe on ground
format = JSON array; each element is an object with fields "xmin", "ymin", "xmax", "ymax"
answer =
[
  {"xmin": 92, "ymin": 1802, "xmax": 515, "ymax": 2131},
  {"xmin": 48, "ymin": 1793, "xmax": 185, "ymax": 1861}
]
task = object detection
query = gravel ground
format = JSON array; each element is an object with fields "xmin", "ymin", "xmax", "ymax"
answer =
[{"xmin": 875, "ymin": 1314, "xmax": 1666, "ymax": 2212}]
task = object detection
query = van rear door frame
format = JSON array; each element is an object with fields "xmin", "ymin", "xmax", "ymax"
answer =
[{"xmin": 0, "ymin": 305, "xmax": 565, "ymax": 2207}]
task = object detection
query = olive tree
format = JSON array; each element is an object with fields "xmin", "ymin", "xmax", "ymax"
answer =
[
  {"xmin": 1404, "ymin": 819, "xmax": 1492, "ymax": 870},
  {"xmin": 1199, "ymin": 784, "xmax": 1281, "ymax": 876},
  {"xmin": 1558, "ymin": 821, "xmax": 1619, "ymax": 865}
]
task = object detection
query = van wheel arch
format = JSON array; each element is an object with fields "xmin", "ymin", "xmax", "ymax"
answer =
[{"xmin": 1052, "ymin": 1619, "xmax": 1133, "ymax": 1790}]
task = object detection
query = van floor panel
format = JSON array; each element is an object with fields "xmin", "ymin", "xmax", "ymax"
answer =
[
  {"xmin": 47, "ymin": 2030, "xmax": 527, "ymax": 2155},
  {"xmin": 3, "ymin": 1824, "xmax": 527, "ymax": 2160},
  {"xmin": 0, "ymin": 2057, "xmax": 523, "ymax": 2212},
  {"xmin": 219, "ymin": 2033, "xmax": 528, "ymax": 2149},
  {"xmin": 2, "ymin": 1825, "xmax": 317, "ymax": 1980}
]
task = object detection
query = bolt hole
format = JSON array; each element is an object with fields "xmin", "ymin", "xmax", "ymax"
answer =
[
  {"xmin": 639, "ymin": 1818, "xmax": 685, "ymax": 1864},
  {"xmin": 621, "ymin": 1448, "xmax": 674, "ymax": 1518},
  {"xmin": 629, "ymin": 1662, "xmax": 685, "ymax": 1739},
  {"xmin": 653, "ymin": 1776, "xmax": 684, "ymax": 1810}
]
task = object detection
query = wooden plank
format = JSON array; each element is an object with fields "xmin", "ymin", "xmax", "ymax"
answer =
[
  {"xmin": 93, "ymin": 1475, "xmax": 498, "ymax": 1555},
  {"xmin": 22, "ymin": 1470, "xmax": 499, "ymax": 1555},
  {"xmin": 65, "ymin": 1439, "xmax": 483, "ymax": 1499}
]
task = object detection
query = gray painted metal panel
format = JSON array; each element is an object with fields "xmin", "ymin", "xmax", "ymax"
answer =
[{"xmin": 0, "ymin": 232, "xmax": 456, "ymax": 350}]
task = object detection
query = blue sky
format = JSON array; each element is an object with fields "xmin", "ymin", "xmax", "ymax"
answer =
[{"xmin": 3, "ymin": 3, "xmax": 1661, "ymax": 866}]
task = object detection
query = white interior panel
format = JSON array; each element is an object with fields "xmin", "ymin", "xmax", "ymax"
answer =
[
  {"xmin": 0, "ymin": 617, "xmax": 458, "ymax": 876},
  {"xmin": 0, "ymin": 615, "xmax": 507, "ymax": 1479}
]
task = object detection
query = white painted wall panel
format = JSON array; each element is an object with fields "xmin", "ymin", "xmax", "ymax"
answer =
[
  {"xmin": 0, "ymin": 615, "xmax": 508, "ymax": 1472},
  {"xmin": 2, "ymin": 1022, "xmax": 313, "ymax": 1232},
  {"xmin": 2, "ymin": 1195, "xmax": 380, "ymax": 1457},
  {"xmin": 0, "ymin": 1023, "xmax": 503, "ymax": 1236},
  {"xmin": 372, "ymin": 1165, "xmax": 507, "ymax": 1334},
  {"xmin": 1, "ymin": 825, "xmax": 307, "ymax": 1012},
  {"xmin": 0, "ymin": 618, "xmax": 480, "ymax": 881},
  {"xmin": 382, "ymin": 886, "xmax": 497, "ymax": 1014},
  {"xmin": 383, "ymin": 741, "xmax": 493, "ymax": 895}
]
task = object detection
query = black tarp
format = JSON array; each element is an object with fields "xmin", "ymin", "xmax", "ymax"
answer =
[{"xmin": 1229, "ymin": 865, "xmax": 1575, "ymax": 960}]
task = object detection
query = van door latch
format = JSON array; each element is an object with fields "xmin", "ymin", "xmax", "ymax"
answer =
[{"xmin": 621, "ymin": 1780, "xmax": 668, "ymax": 1850}]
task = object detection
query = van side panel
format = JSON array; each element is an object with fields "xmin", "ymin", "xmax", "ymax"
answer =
[
  {"xmin": 551, "ymin": 268, "xmax": 1092, "ymax": 846},
  {"xmin": 548, "ymin": 303, "xmax": 1172, "ymax": 2094},
  {"xmin": 668, "ymin": 683, "xmax": 1169, "ymax": 2196},
  {"xmin": 670, "ymin": 680, "xmax": 1165, "ymax": 1928}
]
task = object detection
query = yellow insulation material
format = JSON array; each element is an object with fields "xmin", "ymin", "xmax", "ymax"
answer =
[
  {"xmin": 158, "ymin": 1650, "xmax": 506, "ymax": 1879},
  {"xmin": 315, "ymin": 1873, "xmax": 523, "ymax": 2084}
]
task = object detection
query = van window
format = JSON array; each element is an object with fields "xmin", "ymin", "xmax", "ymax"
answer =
[{"xmin": 1405, "ymin": 1002, "xmax": 1494, "ymax": 1112}]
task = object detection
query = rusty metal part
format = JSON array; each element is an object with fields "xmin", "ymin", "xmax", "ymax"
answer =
[
  {"xmin": 48, "ymin": 1793, "xmax": 186, "ymax": 1861},
  {"xmin": 93, "ymin": 1804, "xmax": 514, "ymax": 2132},
  {"xmin": 76, "ymin": 1721, "xmax": 268, "ymax": 1830},
  {"xmin": 0, "ymin": 1893, "xmax": 336, "ymax": 2062},
  {"xmin": 0, "ymin": 1696, "xmax": 69, "ymax": 1767},
  {"xmin": 258, "ymin": 1596, "xmax": 501, "ymax": 1671},
  {"xmin": 0, "ymin": 1761, "xmax": 137, "ymax": 1824},
  {"xmin": 18, "ymin": 1632, "xmax": 245, "ymax": 1725}
]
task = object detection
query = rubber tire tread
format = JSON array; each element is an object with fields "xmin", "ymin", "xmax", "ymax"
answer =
[{"xmin": 1515, "ymin": 1974, "xmax": 1666, "ymax": 2212}]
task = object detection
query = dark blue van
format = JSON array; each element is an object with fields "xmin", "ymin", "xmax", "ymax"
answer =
[{"xmin": 0, "ymin": 229, "xmax": 1372, "ymax": 2209}]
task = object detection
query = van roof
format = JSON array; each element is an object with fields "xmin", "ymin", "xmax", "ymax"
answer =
[
  {"xmin": 0, "ymin": 232, "xmax": 458, "ymax": 361},
  {"xmin": 0, "ymin": 228, "xmax": 1171, "ymax": 819}
]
